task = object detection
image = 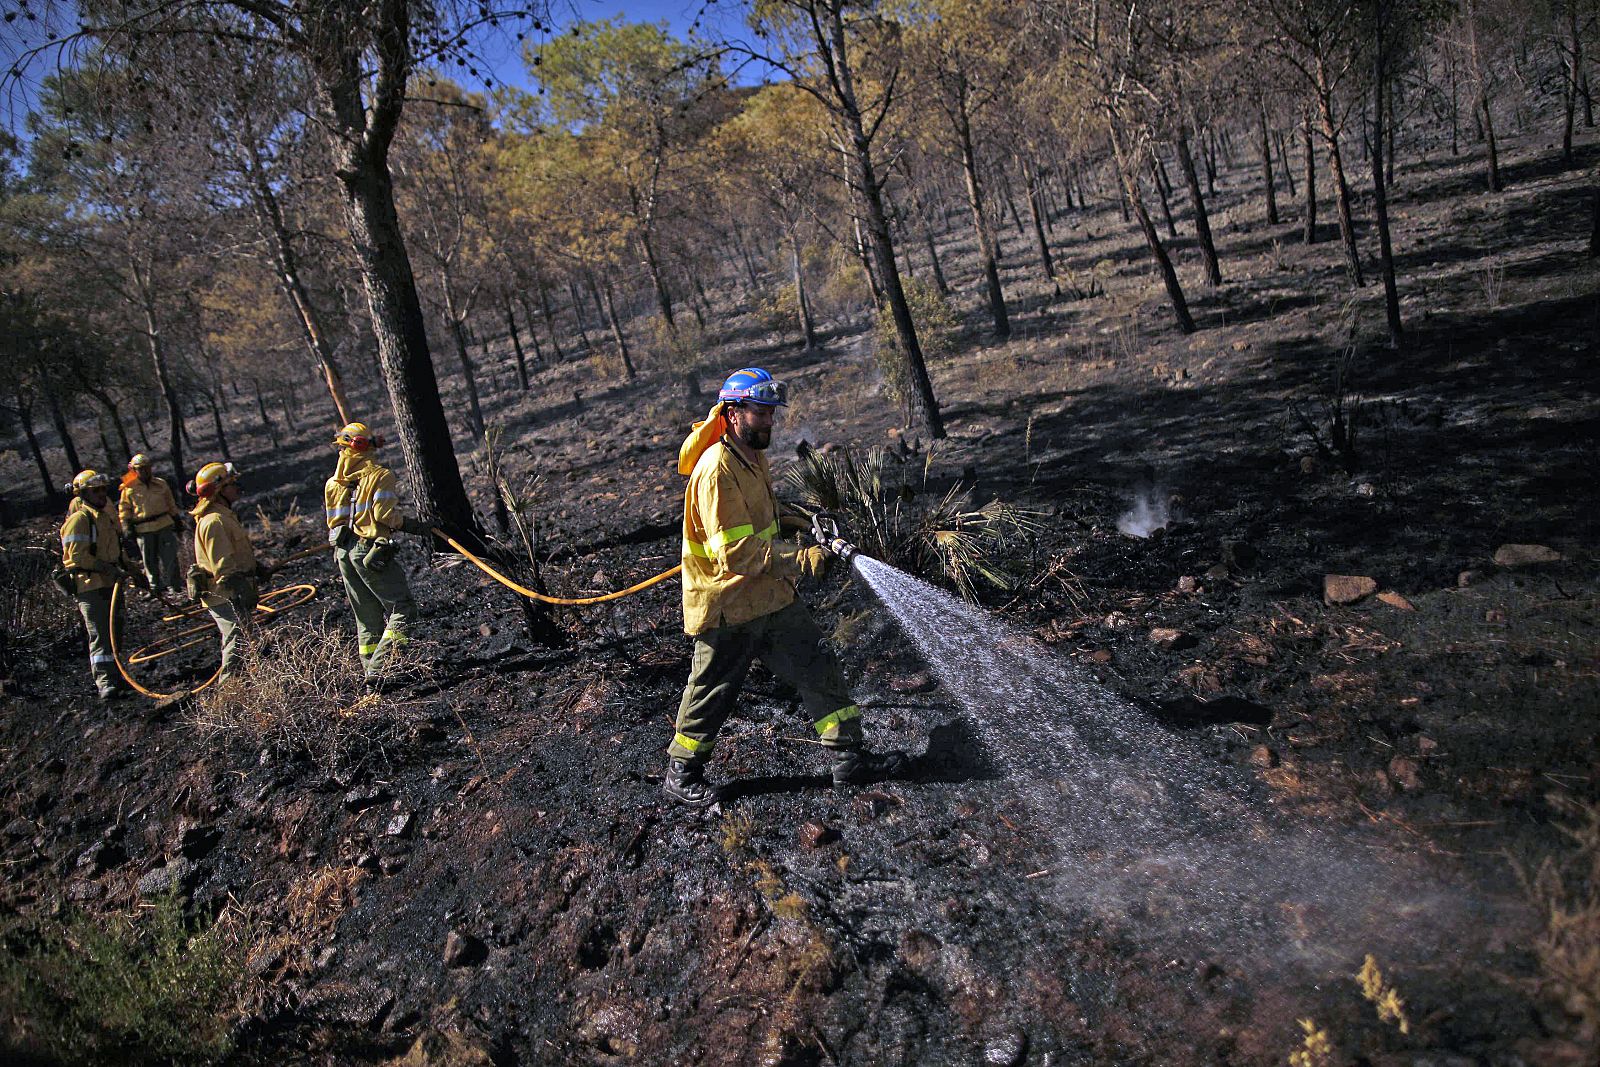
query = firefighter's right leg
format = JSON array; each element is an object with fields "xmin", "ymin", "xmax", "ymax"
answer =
[
  {"xmin": 76, "ymin": 588, "xmax": 122, "ymax": 699},
  {"xmin": 137, "ymin": 532, "xmax": 161, "ymax": 589},
  {"xmin": 205, "ymin": 582, "xmax": 258, "ymax": 682},
  {"xmin": 155, "ymin": 528, "xmax": 180, "ymax": 593},
  {"xmin": 667, "ymin": 621, "xmax": 759, "ymax": 805},
  {"xmin": 337, "ymin": 544, "xmax": 386, "ymax": 672}
]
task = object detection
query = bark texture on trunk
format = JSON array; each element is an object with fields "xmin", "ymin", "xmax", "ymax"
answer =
[
  {"xmin": 1176, "ymin": 130, "xmax": 1222, "ymax": 285},
  {"xmin": 1314, "ymin": 68, "xmax": 1366, "ymax": 287},
  {"xmin": 1371, "ymin": 0, "xmax": 1403, "ymax": 345},
  {"xmin": 1303, "ymin": 112, "xmax": 1319, "ymax": 244},
  {"xmin": 1111, "ymin": 124, "xmax": 1195, "ymax": 334},
  {"xmin": 1259, "ymin": 103, "xmax": 1280, "ymax": 224},
  {"xmin": 958, "ymin": 113, "xmax": 1010, "ymax": 338}
]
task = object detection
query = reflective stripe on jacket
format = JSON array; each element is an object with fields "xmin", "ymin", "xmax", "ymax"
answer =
[
  {"xmin": 681, "ymin": 438, "xmax": 801, "ymax": 635},
  {"xmin": 193, "ymin": 498, "xmax": 256, "ymax": 580},
  {"xmin": 60, "ymin": 501, "xmax": 124, "ymax": 594},
  {"xmin": 119, "ymin": 476, "xmax": 179, "ymax": 535}
]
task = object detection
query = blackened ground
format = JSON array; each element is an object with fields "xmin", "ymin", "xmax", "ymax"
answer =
[{"xmin": 1, "ymin": 131, "xmax": 1597, "ymax": 1065}]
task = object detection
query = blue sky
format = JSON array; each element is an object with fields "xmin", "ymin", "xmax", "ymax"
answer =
[{"xmin": 474, "ymin": 0, "xmax": 764, "ymax": 96}]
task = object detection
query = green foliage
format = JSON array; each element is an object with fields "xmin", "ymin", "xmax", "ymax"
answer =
[
  {"xmin": 874, "ymin": 276, "xmax": 959, "ymax": 419},
  {"xmin": 751, "ymin": 282, "xmax": 802, "ymax": 337},
  {"xmin": 782, "ymin": 446, "xmax": 1043, "ymax": 600},
  {"xmin": 0, "ymin": 892, "xmax": 253, "ymax": 1065},
  {"xmin": 649, "ymin": 316, "xmax": 711, "ymax": 372}
]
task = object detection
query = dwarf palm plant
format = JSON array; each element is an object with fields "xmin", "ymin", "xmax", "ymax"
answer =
[{"xmin": 783, "ymin": 446, "xmax": 1042, "ymax": 600}]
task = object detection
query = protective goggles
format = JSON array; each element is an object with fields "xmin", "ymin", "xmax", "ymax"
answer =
[{"xmin": 727, "ymin": 379, "xmax": 788, "ymax": 406}]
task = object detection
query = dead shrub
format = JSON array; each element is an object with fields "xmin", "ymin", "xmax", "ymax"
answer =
[
  {"xmin": 1518, "ymin": 796, "xmax": 1600, "ymax": 1060},
  {"xmin": 249, "ymin": 864, "xmax": 366, "ymax": 981},
  {"xmin": 189, "ymin": 619, "xmax": 422, "ymax": 776},
  {"xmin": 0, "ymin": 541, "xmax": 77, "ymax": 675}
]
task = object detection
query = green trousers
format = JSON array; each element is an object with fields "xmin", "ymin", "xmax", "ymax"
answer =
[
  {"xmin": 75, "ymin": 588, "xmax": 121, "ymax": 697},
  {"xmin": 670, "ymin": 599, "xmax": 862, "ymax": 763},
  {"xmin": 136, "ymin": 528, "xmax": 181, "ymax": 593},
  {"xmin": 203, "ymin": 576, "xmax": 258, "ymax": 681},
  {"xmin": 337, "ymin": 541, "xmax": 417, "ymax": 676}
]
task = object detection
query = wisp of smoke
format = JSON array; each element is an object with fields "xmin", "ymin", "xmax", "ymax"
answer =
[{"xmin": 1117, "ymin": 488, "xmax": 1169, "ymax": 538}]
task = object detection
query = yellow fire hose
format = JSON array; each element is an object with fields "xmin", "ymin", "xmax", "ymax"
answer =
[
  {"xmin": 109, "ymin": 523, "xmax": 677, "ymax": 700},
  {"xmin": 111, "ymin": 580, "xmax": 321, "ymax": 700},
  {"xmin": 431, "ymin": 527, "xmax": 681, "ymax": 605}
]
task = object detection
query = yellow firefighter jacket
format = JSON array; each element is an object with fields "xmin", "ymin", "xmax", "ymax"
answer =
[
  {"xmin": 338, "ymin": 454, "xmax": 407, "ymax": 541},
  {"xmin": 119, "ymin": 475, "xmax": 180, "ymax": 535},
  {"xmin": 192, "ymin": 497, "xmax": 256, "ymax": 581},
  {"xmin": 681, "ymin": 435, "xmax": 807, "ymax": 635},
  {"xmin": 60, "ymin": 500, "xmax": 127, "ymax": 594}
]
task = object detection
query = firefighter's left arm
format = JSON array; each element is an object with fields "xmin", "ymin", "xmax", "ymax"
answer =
[{"xmin": 367, "ymin": 469, "xmax": 402, "ymax": 535}]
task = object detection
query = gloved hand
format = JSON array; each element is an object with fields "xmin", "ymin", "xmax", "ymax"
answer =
[
  {"xmin": 399, "ymin": 515, "xmax": 432, "ymax": 537},
  {"xmin": 798, "ymin": 544, "xmax": 833, "ymax": 580},
  {"xmin": 121, "ymin": 535, "xmax": 140, "ymax": 561},
  {"xmin": 255, "ymin": 560, "xmax": 277, "ymax": 581},
  {"xmin": 185, "ymin": 565, "xmax": 210, "ymax": 602},
  {"xmin": 127, "ymin": 568, "xmax": 152, "ymax": 594}
]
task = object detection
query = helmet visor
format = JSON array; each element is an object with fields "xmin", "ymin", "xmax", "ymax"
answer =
[{"xmin": 744, "ymin": 378, "xmax": 787, "ymax": 406}]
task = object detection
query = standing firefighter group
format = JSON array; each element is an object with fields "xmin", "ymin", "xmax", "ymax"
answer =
[{"xmin": 59, "ymin": 368, "xmax": 907, "ymax": 800}]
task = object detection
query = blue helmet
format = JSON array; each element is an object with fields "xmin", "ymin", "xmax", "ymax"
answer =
[{"xmin": 718, "ymin": 367, "xmax": 788, "ymax": 407}]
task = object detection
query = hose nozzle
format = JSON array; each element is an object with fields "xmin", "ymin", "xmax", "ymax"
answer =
[{"xmin": 811, "ymin": 511, "xmax": 859, "ymax": 564}]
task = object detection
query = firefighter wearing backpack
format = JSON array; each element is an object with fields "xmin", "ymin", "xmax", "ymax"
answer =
[
  {"xmin": 324, "ymin": 422, "xmax": 431, "ymax": 680},
  {"xmin": 59, "ymin": 469, "xmax": 144, "ymax": 700}
]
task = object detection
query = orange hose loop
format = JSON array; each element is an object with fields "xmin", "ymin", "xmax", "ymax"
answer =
[{"xmin": 110, "ymin": 582, "xmax": 319, "ymax": 701}]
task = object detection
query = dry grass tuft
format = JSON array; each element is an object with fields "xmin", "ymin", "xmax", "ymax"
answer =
[
  {"xmin": 190, "ymin": 619, "xmax": 423, "ymax": 776},
  {"xmin": 1519, "ymin": 796, "xmax": 1600, "ymax": 1058}
]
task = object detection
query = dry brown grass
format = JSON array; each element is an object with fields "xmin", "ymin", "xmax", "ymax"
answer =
[
  {"xmin": 1519, "ymin": 796, "xmax": 1600, "ymax": 1061},
  {"xmin": 247, "ymin": 864, "xmax": 367, "ymax": 981},
  {"xmin": 190, "ymin": 619, "xmax": 423, "ymax": 776}
]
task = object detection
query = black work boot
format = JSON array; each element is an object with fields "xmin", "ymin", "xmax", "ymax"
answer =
[
  {"xmin": 831, "ymin": 747, "xmax": 909, "ymax": 788},
  {"xmin": 664, "ymin": 758, "xmax": 721, "ymax": 807}
]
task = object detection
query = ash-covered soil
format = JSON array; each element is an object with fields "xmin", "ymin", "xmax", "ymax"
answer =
[{"xmin": 2, "ymin": 133, "xmax": 1597, "ymax": 1065}]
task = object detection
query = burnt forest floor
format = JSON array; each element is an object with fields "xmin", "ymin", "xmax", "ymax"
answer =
[{"xmin": 1, "ymin": 129, "xmax": 1598, "ymax": 1066}]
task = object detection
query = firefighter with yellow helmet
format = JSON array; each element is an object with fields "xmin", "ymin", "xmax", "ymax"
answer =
[
  {"xmin": 187, "ymin": 461, "xmax": 270, "ymax": 680},
  {"xmin": 118, "ymin": 452, "xmax": 182, "ymax": 598},
  {"xmin": 59, "ymin": 469, "xmax": 143, "ymax": 700},
  {"xmin": 324, "ymin": 422, "xmax": 430, "ymax": 679}
]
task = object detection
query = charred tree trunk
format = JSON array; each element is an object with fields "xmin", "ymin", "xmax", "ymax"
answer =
[
  {"xmin": 252, "ymin": 379, "xmax": 280, "ymax": 451},
  {"xmin": 13, "ymin": 395, "xmax": 58, "ymax": 503},
  {"xmin": 732, "ymin": 222, "xmax": 763, "ymax": 289},
  {"xmin": 957, "ymin": 110, "xmax": 1010, "ymax": 338},
  {"xmin": 536, "ymin": 281, "xmax": 565, "ymax": 362},
  {"xmin": 1022, "ymin": 157, "xmax": 1056, "ymax": 282},
  {"xmin": 1463, "ymin": 0, "xmax": 1503, "ymax": 191},
  {"xmin": 446, "ymin": 306, "xmax": 486, "ymax": 440},
  {"xmin": 598, "ymin": 275, "xmax": 636, "ymax": 380},
  {"xmin": 88, "ymin": 389, "xmax": 131, "ymax": 459},
  {"xmin": 1259, "ymin": 102, "xmax": 1280, "ymax": 224},
  {"xmin": 505, "ymin": 299, "xmax": 530, "ymax": 392},
  {"xmin": 137, "ymin": 298, "xmax": 185, "ymax": 490},
  {"xmin": 1588, "ymin": 187, "xmax": 1599, "ymax": 256},
  {"xmin": 1562, "ymin": 0, "xmax": 1582, "ymax": 164},
  {"xmin": 1316, "ymin": 89, "xmax": 1367, "ymax": 287},
  {"xmin": 244, "ymin": 142, "xmax": 352, "ymax": 427},
  {"xmin": 309, "ymin": 4, "xmax": 481, "ymax": 539},
  {"xmin": 1177, "ymin": 130, "xmax": 1222, "ymax": 286},
  {"xmin": 1303, "ymin": 111, "xmax": 1320, "ymax": 245},
  {"xmin": 1110, "ymin": 123, "xmax": 1196, "ymax": 334},
  {"xmin": 1151, "ymin": 154, "xmax": 1178, "ymax": 240},
  {"xmin": 789, "ymin": 227, "xmax": 818, "ymax": 351},
  {"xmin": 38, "ymin": 369, "xmax": 82, "ymax": 476},
  {"xmin": 1276, "ymin": 128, "xmax": 1297, "ymax": 197},
  {"xmin": 207, "ymin": 390, "xmax": 233, "ymax": 465},
  {"xmin": 909, "ymin": 181, "xmax": 950, "ymax": 296},
  {"xmin": 1371, "ymin": 0, "xmax": 1403, "ymax": 346},
  {"xmin": 566, "ymin": 279, "xmax": 595, "ymax": 353}
]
